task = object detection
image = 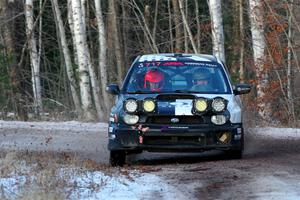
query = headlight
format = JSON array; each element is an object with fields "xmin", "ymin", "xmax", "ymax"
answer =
[
  {"xmin": 194, "ymin": 98, "xmax": 208, "ymax": 112},
  {"xmin": 212, "ymin": 98, "xmax": 226, "ymax": 112},
  {"xmin": 143, "ymin": 99, "xmax": 156, "ymax": 112},
  {"xmin": 124, "ymin": 99, "xmax": 138, "ymax": 113},
  {"xmin": 211, "ymin": 115, "xmax": 226, "ymax": 125},
  {"xmin": 123, "ymin": 114, "xmax": 139, "ymax": 125}
]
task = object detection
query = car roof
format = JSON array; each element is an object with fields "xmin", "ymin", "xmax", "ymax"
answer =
[{"xmin": 138, "ymin": 53, "xmax": 218, "ymax": 63}]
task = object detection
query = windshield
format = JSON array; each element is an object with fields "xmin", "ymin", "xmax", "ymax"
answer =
[{"xmin": 124, "ymin": 61, "xmax": 231, "ymax": 94}]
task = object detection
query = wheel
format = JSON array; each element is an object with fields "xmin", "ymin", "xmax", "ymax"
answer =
[
  {"xmin": 109, "ymin": 150, "xmax": 126, "ymax": 166},
  {"xmin": 225, "ymin": 133, "xmax": 244, "ymax": 159}
]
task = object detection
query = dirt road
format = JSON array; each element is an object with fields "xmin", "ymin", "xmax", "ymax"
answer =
[{"xmin": 0, "ymin": 121, "xmax": 300, "ymax": 199}]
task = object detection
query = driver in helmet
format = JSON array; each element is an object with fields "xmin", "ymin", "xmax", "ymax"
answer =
[
  {"xmin": 144, "ymin": 69, "xmax": 165, "ymax": 91},
  {"xmin": 190, "ymin": 68, "xmax": 213, "ymax": 92}
]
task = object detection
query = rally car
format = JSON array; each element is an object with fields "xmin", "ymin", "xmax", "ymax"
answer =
[{"xmin": 106, "ymin": 53, "xmax": 251, "ymax": 166}]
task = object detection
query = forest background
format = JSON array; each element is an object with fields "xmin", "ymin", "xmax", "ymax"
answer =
[{"xmin": 0, "ymin": 0, "xmax": 299, "ymax": 126}]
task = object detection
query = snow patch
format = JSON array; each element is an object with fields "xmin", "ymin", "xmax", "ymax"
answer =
[
  {"xmin": 0, "ymin": 165, "xmax": 186, "ymax": 200},
  {"xmin": 250, "ymin": 175, "xmax": 300, "ymax": 200}
]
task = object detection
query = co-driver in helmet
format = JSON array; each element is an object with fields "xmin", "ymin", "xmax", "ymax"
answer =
[{"xmin": 190, "ymin": 68, "xmax": 213, "ymax": 92}]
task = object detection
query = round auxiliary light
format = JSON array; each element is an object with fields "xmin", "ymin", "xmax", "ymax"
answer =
[
  {"xmin": 212, "ymin": 98, "xmax": 226, "ymax": 112},
  {"xmin": 211, "ymin": 115, "xmax": 226, "ymax": 125},
  {"xmin": 143, "ymin": 99, "xmax": 156, "ymax": 112},
  {"xmin": 194, "ymin": 98, "xmax": 208, "ymax": 112},
  {"xmin": 123, "ymin": 114, "xmax": 139, "ymax": 125},
  {"xmin": 124, "ymin": 99, "xmax": 138, "ymax": 113}
]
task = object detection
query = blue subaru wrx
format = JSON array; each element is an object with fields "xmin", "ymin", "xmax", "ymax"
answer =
[{"xmin": 106, "ymin": 53, "xmax": 251, "ymax": 166}]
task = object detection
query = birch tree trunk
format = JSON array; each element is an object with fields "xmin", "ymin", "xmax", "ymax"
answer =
[
  {"xmin": 208, "ymin": 0, "xmax": 226, "ymax": 63},
  {"xmin": 51, "ymin": 0, "xmax": 82, "ymax": 114},
  {"xmin": 80, "ymin": 0, "xmax": 105, "ymax": 121},
  {"xmin": 37, "ymin": 0, "xmax": 42, "ymax": 69},
  {"xmin": 178, "ymin": 0, "xmax": 198, "ymax": 54},
  {"xmin": 67, "ymin": 0, "xmax": 78, "ymax": 66},
  {"xmin": 249, "ymin": 0, "xmax": 271, "ymax": 121},
  {"xmin": 25, "ymin": 0, "xmax": 43, "ymax": 114},
  {"xmin": 70, "ymin": 0, "xmax": 94, "ymax": 121},
  {"xmin": 94, "ymin": 0, "xmax": 110, "ymax": 113}
]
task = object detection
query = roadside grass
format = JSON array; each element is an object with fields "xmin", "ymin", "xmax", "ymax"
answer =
[{"xmin": 0, "ymin": 151, "xmax": 117, "ymax": 199}]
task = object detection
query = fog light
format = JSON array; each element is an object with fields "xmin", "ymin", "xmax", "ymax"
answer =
[
  {"xmin": 217, "ymin": 132, "xmax": 231, "ymax": 144},
  {"xmin": 143, "ymin": 99, "xmax": 155, "ymax": 112},
  {"xmin": 212, "ymin": 98, "xmax": 226, "ymax": 112},
  {"xmin": 124, "ymin": 99, "xmax": 138, "ymax": 113},
  {"xmin": 123, "ymin": 114, "xmax": 139, "ymax": 125},
  {"xmin": 194, "ymin": 98, "xmax": 208, "ymax": 112},
  {"xmin": 211, "ymin": 115, "xmax": 226, "ymax": 125}
]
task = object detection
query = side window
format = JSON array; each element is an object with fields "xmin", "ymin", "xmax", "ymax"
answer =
[{"xmin": 214, "ymin": 69, "xmax": 227, "ymax": 93}]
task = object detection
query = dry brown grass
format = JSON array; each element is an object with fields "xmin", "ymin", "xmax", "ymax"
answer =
[{"xmin": 0, "ymin": 150, "xmax": 120, "ymax": 199}]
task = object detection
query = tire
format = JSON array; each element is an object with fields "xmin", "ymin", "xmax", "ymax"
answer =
[
  {"xmin": 225, "ymin": 131, "xmax": 244, "ymax": 159},
  {"xmin": 109, "ymin": 150, "xmax": 126, "ymax": 167}
]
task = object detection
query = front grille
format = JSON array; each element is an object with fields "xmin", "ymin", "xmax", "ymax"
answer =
[
  {"xmin": 146, "ymin": 116, "xmax": 205, "ymax": 124},
  {"xmin": 144, "ymin": 136, "xmax": 206, "ymax": 145}
]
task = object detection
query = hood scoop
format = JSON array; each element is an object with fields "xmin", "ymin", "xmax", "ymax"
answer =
[{"xmin": 156, "ymin": 94, "xmax": 195, "ymax": 101}]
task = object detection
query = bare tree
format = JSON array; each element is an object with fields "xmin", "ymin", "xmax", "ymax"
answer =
[
  {"xmin": 249, "ymin": 0, "xmax": 271, "ymax": 121},
  {"xmin": 287, "ymin": 0, "xmax": 295, "ymax": 123},
  {"xmin": 178, "ymin": 0, "xmax": 198, "ymax": 53},
  {"xmin": 168, "ymin": 0, "xmax": 174, "ymax": 52},
  {"xmin": 51, "ymin": 0, "xmax": 82, "ymax": 115},
  {"xmin": 144, "ymin": 5, "xmax": 152, "ymax": 53},
  {"xmin": 152, "ymin": 0, "xmax": 159, "ymax": 46},
  {"xmin": 70, "ymin": 0, "xmax": 94, "ymax": 120},
  {"xmin": 130, "ymin": 0, "xmax": 159, "ymax": 53},
  {"xmin": 1, "ymin": 0, "xmax": 28, "ymax": 120},
  {"xmin": 25, "ymin": 0, "xmax": 43, "ymax": 114},
  {"xmin": 194, "ymin": 0, "xmax": 201, "ymax": 53},
  {"xmin": 94, "ymin": 0, "xmax": 110, "ymax": 113},
  {"xmin": 208, "ymin": 0, "xmax": 226, "ymax": 63},
  {"xmin": 172, "ymin": 0, "xmax": 183, "ymax": 52},
  {"xmin": 239, "ymin": 0, "xmax": 245, "ymax": 82},
  {"xmin": 109, "ymin": 0, "xmax": 124, "ymax": 84}
]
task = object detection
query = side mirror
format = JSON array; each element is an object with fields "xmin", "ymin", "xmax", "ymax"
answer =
[
  {"xmin": 233, "ymin": 83, "xmax": 251, "ymax": 95},
  {"xmin": 106, "ymin": 84, "xmax": 120, "ymax": 95}
]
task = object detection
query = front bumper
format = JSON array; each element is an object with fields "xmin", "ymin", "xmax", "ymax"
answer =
[{"xmin": 108, "ymin": 123, "xmax": 243, "ymax": 152}]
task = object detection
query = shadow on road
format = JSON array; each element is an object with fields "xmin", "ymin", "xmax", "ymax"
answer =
[
  {"xmin": 128, "ymin": 150, "xmax": 234, "ymax": 166},
  {"xmin": 125, "ymin": 134, "xmax": 300, "ymax": 166}
]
